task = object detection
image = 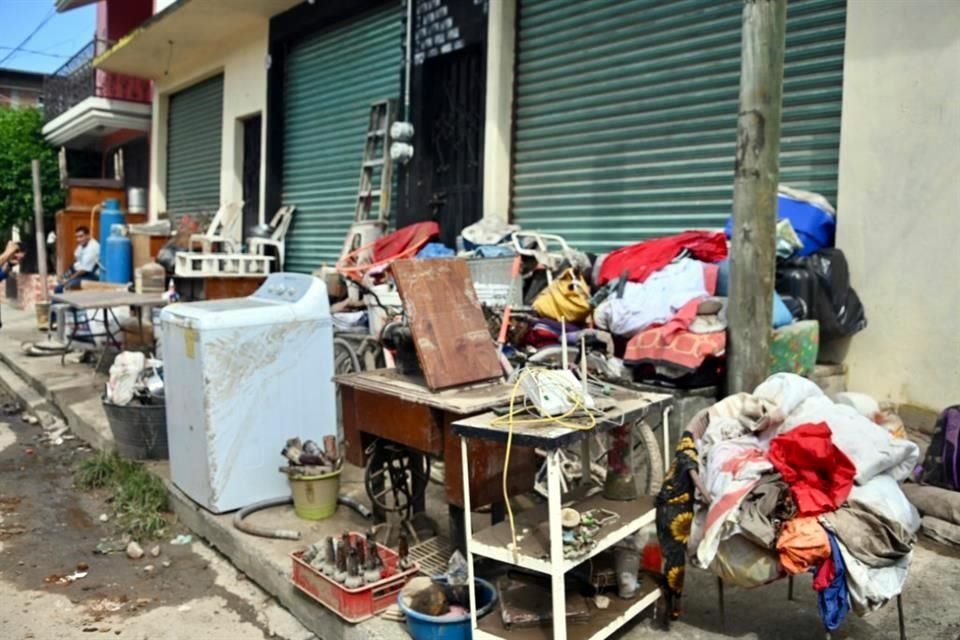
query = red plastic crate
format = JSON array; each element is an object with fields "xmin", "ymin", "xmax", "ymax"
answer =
[{"xmin": 290, "ymin": 532, "xmax": 419, "ymax": 623}]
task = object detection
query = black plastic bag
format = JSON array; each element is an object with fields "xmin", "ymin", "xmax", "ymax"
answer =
[{"xmin": 776, "ymin": 248, "xmax": 867, "ymax": 340}]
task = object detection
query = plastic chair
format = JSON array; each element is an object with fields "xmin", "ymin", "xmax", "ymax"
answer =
[
  {"xmin": 248, "ymin": 205, "xmax": 296, "ymax": 269},
  {"xmin": 189, "ymin": 201, "xmax": 244, "ymax": 254}
]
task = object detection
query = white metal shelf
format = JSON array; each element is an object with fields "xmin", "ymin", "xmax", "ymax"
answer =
[
  {"xmin": 468, "ymin": 492, "xmax": 656, "ymax": 575},
  {"xmin": 473, "ymin": 581, "xmax": 661, "ymax": 640},
  {"xmin": 455, "ymin": 392, "xmax": 672, "ymax": 640}
]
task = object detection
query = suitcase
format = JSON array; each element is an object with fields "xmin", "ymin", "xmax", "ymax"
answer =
[{"xmin": 775, "ymin": 266, "xmax": 818, "ymax": 321}]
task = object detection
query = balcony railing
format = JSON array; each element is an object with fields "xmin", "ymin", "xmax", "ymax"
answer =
[{"xmin": 43, "ymin": 39, "xmax": 152, "ymax": 123}]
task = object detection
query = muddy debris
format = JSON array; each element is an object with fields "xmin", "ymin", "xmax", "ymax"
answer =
[{"xmin": 149, "ymin": 545, "xmax": 160, "ymax": 558}]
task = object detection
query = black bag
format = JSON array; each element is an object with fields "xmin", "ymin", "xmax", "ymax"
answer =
[{"xmin": 776, "ymin": 248, "xmax": 867, "ymax": 340}]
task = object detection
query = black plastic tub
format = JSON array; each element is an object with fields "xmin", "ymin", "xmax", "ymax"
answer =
[{"xmin": 101, "ymin": 396, "xmax": 169, "ymax": 460}]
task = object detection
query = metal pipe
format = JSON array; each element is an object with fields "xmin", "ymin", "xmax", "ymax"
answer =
[
  {"xmin": 403, "ymin": 0, "xmax": 413, "ymax": 120},
  {"xmin": 662, "ymin": 406, "xmax": 672, "ymax": 473},
  {"xmin": 337, "ymin": 494, "xmax": 373, "ymax": 520}
]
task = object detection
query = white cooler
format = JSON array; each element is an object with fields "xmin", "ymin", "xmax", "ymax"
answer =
[{"xmin": 160, "ymin": 273, "xmax": 335, "ymax": 513}]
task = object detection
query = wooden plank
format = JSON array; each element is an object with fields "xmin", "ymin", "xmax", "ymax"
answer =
[
  {"xmin": 389, "ymin": 259, "xmax": 503, "ymax": 390},
  {"xmin": 335, "ymin": 368, "xmax": 512, "ymax": 414},
  {"xmin": 352, "ymin": 389, "xmax": 444, "ymax": 457}
]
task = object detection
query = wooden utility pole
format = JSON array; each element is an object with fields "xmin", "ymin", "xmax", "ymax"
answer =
[
  {"xmin": 727, "ymin": 0, "xmax": 787, "ymax": 394},
  {"xmin": 31, "ymin": 159, "xmax": 49, "ymax": 303}
]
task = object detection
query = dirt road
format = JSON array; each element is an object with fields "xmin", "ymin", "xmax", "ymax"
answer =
[{"xmin": 0, "ymin": 404, "xmax": 313, "ymax": 640}]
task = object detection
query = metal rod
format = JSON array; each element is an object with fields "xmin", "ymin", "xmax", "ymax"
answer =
[
  {"xmin": 31, "ymin": 159, "xmax": 49, "ymax": 303},
  {"xmin": 897, "ymin": 594, "xmax": 906, "ymax": 640},
  {"xmin": 403, "ymin": 0, "xmax": 413, "ymax": 120},
  {"xmin": 461, "ymin": 438, "xmax": 479, "ymax": 634},
  {"xmin": 718, "ymin": 577, "xmax": 726, "ymax": 630}
]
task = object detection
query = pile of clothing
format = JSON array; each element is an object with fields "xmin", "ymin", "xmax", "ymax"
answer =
[{"xmin": 661, "ymin": 373, "xmax": 920, "ymax": 632}]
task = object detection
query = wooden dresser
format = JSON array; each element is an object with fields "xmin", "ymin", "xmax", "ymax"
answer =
[{"xmin": 54, "ymin": 180, "xmax": 147, "ymax": 274}]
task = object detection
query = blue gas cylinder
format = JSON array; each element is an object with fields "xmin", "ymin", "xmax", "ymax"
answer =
[
  {"xmin": 104, "ymin": 224, "xmax": 132, "ymax": 284},
  {"xmin": 99, "ymin": 198, "xmax": 125, "ymax": 250}
]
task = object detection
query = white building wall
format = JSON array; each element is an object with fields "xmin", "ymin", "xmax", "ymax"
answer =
[
  {"xmin": 148, "ymin": 23, "xmax": 268, "ymax": 223},
  {"xmin": 836, "ymin": 0, "xmax": 960, "ymax": 411}
]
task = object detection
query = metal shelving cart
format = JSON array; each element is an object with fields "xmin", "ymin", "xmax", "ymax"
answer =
[{"xmin": 453, "ymin": 388, "xmax": 673, "ymax": 640}]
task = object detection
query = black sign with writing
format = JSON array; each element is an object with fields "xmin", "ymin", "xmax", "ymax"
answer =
[{"xmin": 412, "ymin": 0, "xmax": 487, "ymax": 64}]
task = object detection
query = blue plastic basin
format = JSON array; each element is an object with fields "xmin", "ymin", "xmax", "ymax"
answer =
[{"xmin": 397, "ymin": 577, "xmax": 497, "ymax": 640}]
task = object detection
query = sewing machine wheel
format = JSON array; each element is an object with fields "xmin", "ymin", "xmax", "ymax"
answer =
[
  {"xmin": 364, "ymin": 441, "xmax": 431, "ymax": 518},
  {"xmin": 631, "ymin": 421, "xmax": 664, "ymax": 495}
]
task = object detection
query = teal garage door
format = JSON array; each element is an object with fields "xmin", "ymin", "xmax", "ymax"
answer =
[
  {"xmin": 166, "ymin": 74, "xmax": 224, "ymax": 219},
  {"xmin": 511, "ymin": 0, "xmax": 846, "ymax": 253},
  {"xmin": 282, "ymin": 5, "xmax": 402, "ymax": 273}
]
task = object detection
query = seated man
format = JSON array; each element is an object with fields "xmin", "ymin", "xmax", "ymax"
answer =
[{"xmin": 55, "ymin": 226, "xmax": 100, "ymax": 293}]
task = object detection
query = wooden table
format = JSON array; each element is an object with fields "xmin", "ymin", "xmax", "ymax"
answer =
[
  {"xmin": 51, "ymin": 290, "xmax": 167, "ymax": 361},
  {"xmin": 174, "ymin": 275, "xmax": 266, "ymax": 302},
  {"xmin": 452, "ymin": 389, "xmax": 673, "ymax": 640},
  {"xmin": 337, "ymin": 369, "xmax": 538, "ymax": 548}
]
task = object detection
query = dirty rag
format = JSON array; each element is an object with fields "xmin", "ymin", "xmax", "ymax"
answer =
[
  {"xmin": 596, "ymin": 230, "xmax": 727, "ymax": 286},
  {"xmin": 816, "ymin": 532, "xmax": 850, "ymax": 632},
  {"xmin": 768, "ymin": 422, "xmax": 856, "ymax": 516},
  {"xmin": 902, "ymin": 483, "xmax": 960, "ymax": 526},
  {"xmin": 776, "ymin": 516, "xmax": 831, "ymax": 575},
  {"xmin": 823, "ymin": 506, "xmax": 915, "ymax": 568},
  {"xmin": 738, "ymin": 473, "xmax": 795, "ymax": 549}
]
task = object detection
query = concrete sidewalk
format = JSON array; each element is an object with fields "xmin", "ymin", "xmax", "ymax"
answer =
[{"xmin": 2, "ymin": 302, "xmax": 959, "ymax": 640}]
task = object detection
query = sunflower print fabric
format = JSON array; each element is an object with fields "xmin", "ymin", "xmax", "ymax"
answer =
[{"xmin": 655, "ymin": 430, "xmax": 700, "ymax": 619}]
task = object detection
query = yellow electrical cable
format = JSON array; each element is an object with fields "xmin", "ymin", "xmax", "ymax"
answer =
[{"xmin": 497, "ymin": 367, "xmax": 599, "ymax": 562}]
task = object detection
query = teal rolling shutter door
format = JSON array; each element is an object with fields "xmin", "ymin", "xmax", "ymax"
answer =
[
  {"xmin": 166, "ymin": 75, "xmax": 224, "ymax": 219},
  {"xmin": 512, "ymin": 0, "xmax": 845, "ymax": 253},
  {"xmin": 283, "ymin": 6, "xmax": 401, "ymax": 273}
]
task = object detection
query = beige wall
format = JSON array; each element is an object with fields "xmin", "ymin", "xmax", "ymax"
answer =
[
  {"xmin": 148, "ymin": 23, "xmax": 268, "ymax": 222},
  {"xmin": 836, "ymin": 0, "xmax": 960, "ymax": 410}
]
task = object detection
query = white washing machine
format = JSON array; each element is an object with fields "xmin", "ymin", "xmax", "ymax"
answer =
[{"xmin": 160, "ymin": 273, "xmax": 335, "ymax": 513}]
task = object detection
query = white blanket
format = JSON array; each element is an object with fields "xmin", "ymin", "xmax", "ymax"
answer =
[{"xmin": 594, "ymin": 258, "xmax": 706, "ymax": 337}]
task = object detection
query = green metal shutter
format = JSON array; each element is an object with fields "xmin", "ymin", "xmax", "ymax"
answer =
[
  {"xmin": 282, "ymin": 6, "xmax": 401, "ymax": 273},
  {"xmin": 166, "ymin": 74, "xmax": 224, "ymax": 219},
  {"xmin": 512, "ymin": 0, "xmax": 845, "ymax": 253}
]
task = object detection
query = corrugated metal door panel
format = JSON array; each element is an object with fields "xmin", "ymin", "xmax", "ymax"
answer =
[
  {"xmin": 512, "ymin": 0, "xmax": 845, "ymax": 252},
  {"xmin": 166, "ymin": 75, "xmax": 224, "ymax": 219},
  {"xmin": 282, "ymin": 6, "xmax": 401, "ymax": 273}
]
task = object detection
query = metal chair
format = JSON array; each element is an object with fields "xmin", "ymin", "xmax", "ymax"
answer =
[{"xmin": 716, "ymin": 576, "xmax": 906, "ymax": 640}]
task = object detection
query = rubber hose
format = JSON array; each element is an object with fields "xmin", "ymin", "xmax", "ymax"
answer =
[
  {"xmin": 333, "ymin": 337, "xmax": 362, "ymax": 373},
  {"xmin": 233, "ymin": 497, "xmax": 302, "ymax": 540},
  {"xmin": 338, "ymin": 495, "xmax": 373, "ymax": 520}
]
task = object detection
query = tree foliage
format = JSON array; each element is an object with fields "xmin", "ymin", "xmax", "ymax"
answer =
[{"xmin": 0, "ymin": 107, "xmax": 64, "ymax": 232}]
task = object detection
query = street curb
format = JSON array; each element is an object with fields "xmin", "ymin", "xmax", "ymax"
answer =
[{"xmin": 0, "ymin": 351, "xmax": 110, "ymax": 451}]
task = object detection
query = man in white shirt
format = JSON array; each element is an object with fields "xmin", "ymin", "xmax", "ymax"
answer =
[{"xmin": 55, "ymin": 226, "xmax": 100, "ymax": 293}]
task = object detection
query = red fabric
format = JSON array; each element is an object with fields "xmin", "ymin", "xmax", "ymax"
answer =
[
  {"xmin": 768, "ymin": 422, "xmax": 856, "ymax": 517},
  {"xmin": 813, "ymin": 555, "xmax": 836, "ymax": 591},
  {"xmin": 597, "ymin": 230, "xmax": 728, "ymax": 286},
  {"xmin": 372, "ymin": 221, "xmax": 439, "ymax": 262}
]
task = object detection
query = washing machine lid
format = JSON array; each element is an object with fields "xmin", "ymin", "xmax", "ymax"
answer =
[{"xmin": 160, "ymin": 275, "xmax": 331, "ymax": 330}]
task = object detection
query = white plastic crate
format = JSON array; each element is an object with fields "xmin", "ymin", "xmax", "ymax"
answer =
[{"xmin": 175, "ymin": 252, "xmax": 274, "ymax": 277}]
